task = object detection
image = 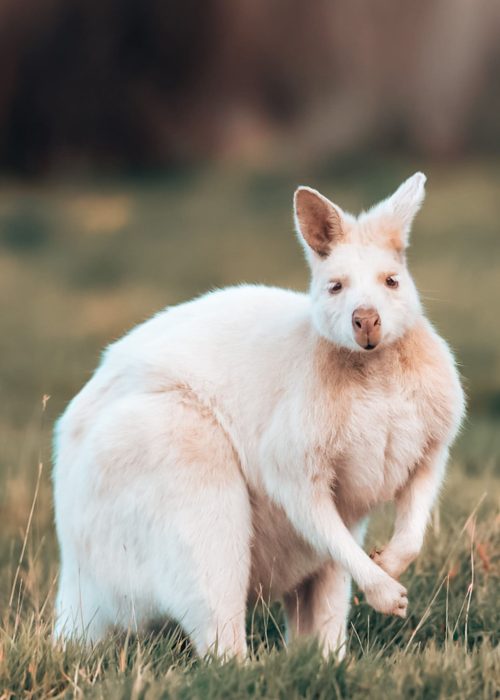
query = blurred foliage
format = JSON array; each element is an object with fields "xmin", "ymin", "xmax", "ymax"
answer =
[
  {"xmin": 0, "ymin": 0, "xmax": 499, "ymax": 173},
  {"xmin": 1, "ymin": 156, "xmax": 499, "ymax": 425}
]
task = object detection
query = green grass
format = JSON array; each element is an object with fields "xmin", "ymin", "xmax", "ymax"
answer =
[{"xmin": 0, "ymin": 156, "xmax": 499, "ymax": 698}]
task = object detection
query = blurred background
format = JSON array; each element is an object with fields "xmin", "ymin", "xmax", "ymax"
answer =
[{"xmin": 1, "ymin": 0, "xmax": 499, "ymax": 546}]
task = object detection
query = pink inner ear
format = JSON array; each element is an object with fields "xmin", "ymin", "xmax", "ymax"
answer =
[
  {"xmin": 385, "ymin": 229, "xmax": 404, "ymax": 253},
  {"xmin": 295, "ymin": 189, "xmax": 343, "ymax": 257}
]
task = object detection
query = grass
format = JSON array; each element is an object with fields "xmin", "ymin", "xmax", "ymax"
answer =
[{"xmin": 0, "ymin": 155, "xmax": 499, "ymax": 698}]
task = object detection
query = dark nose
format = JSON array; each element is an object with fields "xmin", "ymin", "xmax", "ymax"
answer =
[{"xmin": 352, "ymin": 307, "xmax": 381, "ymax": 350}]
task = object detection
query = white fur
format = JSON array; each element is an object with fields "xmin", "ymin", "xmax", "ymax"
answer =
[{"xmin": 52, "ymin": 173, "xmax": 464, "ymax": 658}]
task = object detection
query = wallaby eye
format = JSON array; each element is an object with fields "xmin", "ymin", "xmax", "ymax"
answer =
[
  {"xmin": 385, "ymin": 275, "xmax": 399, "ymax": 289},
  {"xmin": 328, "ymin": 281, "xmax": 343, "ymax": 294}
]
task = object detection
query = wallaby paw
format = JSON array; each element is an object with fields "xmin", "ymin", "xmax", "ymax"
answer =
[{"xmin": 364, "ymin": 574, "xmax": 408, "ymax": 617}]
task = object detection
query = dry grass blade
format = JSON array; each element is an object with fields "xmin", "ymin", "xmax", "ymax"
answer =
[{"xmin": 8, "ymin": 460, "xmax": 43, "ymax": 611}]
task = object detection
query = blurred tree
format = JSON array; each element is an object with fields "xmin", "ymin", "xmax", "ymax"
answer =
[{"xmin": 0, "ymin": 0, "xmax": 498, "ymax": 173}]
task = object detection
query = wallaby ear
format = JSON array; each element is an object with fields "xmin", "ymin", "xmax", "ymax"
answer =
[
  {"xmin": 382, "ymin": 172, "xmax": 427, "ymax": 249},
  {"xmin": 294, "ymin": 186, "xmax": 344, "ymax": 258}
]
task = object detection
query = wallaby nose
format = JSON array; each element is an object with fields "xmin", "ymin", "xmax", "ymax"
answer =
[{"xmin": 352, "ymin": 307, "xmax": 381, "ymax": 350}]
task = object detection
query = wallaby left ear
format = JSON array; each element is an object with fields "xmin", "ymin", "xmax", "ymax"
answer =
[
  {"xmin": 384, "ymin": 172, "xmax": 427, "ymax": 248},
  {"xmin": 294, "ymin": 186, "xmax": 344, "ymax": 259}
]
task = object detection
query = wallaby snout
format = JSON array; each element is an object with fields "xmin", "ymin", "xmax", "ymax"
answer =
[{"xmin": 352, "ymin": 307, "xmax": 381, "ymax": 350}]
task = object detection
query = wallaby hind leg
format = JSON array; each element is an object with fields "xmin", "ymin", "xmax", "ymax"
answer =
[
  {"xmin": 54, "ymin": 565, "xmax": 109, "ymax": 644},
  {"xmin": 54, "ymin": 391, "xmax": 252, "ymax": 657}
]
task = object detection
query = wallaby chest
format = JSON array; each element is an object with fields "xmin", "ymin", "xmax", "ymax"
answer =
[{"xmin": 329, "ymin": 367, "xmax": 432, "ymax": 519}]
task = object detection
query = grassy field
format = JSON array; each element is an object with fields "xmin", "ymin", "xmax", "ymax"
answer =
[{"xmin": 0, "ymin": 157, "xmax": 499, "ymax": 698}]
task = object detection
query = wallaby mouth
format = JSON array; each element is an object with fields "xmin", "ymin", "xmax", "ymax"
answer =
[{"xmin": 354, "ymin": 335, "xmax": 380, "ymax": 351}]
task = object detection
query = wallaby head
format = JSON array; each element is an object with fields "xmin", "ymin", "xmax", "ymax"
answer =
[{"xmin": 294, "ymin": 172, "xmax": 426, "ymax": 352}]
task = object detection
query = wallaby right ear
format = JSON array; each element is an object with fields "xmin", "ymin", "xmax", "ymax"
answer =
[{"xmin": 294, "ymin": 187, "xmax": 344, "ymax": 258}]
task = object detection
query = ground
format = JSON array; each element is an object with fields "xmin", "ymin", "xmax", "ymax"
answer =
[{"xmin": 0, "ymin": 157, "xmax": 498, "ymax": 698}]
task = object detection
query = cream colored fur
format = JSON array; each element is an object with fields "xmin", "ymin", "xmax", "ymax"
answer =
[{"xmin": 52, "ymin": 173, "xmax": 465, "ymax": 659}]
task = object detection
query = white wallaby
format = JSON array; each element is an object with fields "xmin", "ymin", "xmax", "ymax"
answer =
[{"xmin": 53, "ymin": 173, "xmax": 464, "ymax": 658}]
